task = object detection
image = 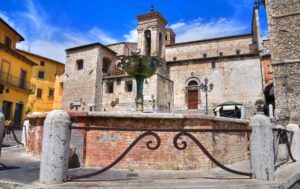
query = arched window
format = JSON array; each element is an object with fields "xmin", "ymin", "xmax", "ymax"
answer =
[
  {"xmin": 144, "ymin": 30, "xmax": 151, "ymax": 56},
  {"xmin": 103, "ymin": 57, "xmax": 112, "ymax": 74},
  {"xmin": 158, "ymin": 32, "xmax": 163, "ymax": 57},
  {"xmin": 188, "ymin": 80, "xmax": 199, "ymax": 87}
]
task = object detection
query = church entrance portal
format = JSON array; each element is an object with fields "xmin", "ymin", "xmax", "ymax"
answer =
[{"xmin": 188, "ymin": 90, "xmax": 198, "ymax": 109}]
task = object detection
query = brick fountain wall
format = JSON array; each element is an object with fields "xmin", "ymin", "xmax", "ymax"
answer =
[{"xmin": 27, "ymin": 111, "xmax": 249, "ymax": 171}]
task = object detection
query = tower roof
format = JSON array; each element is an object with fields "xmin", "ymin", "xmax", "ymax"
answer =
[{"xmin": 137, "ymin": 8, "xmax": 168, "ymax": 26}]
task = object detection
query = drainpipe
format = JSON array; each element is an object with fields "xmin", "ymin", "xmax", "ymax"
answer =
[{"xmin": 99, "ymin": 79, "xmax": 104, "ymax": 112}]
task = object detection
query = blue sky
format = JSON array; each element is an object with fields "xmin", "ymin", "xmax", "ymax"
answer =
[{"xmin": 0, "ymin": 0, "xmax": 268, "ymax": 62}]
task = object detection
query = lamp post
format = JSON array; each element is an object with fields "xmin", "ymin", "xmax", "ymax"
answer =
[{"xmin": 200, "ymin": 77, "xmax": 214, "ymax": 114}]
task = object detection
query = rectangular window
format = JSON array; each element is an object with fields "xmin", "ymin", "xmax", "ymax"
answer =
[
  {"xmin": 48, "ymin": 88, "xmax": 54, "ymax": 97},
  {"xmin": 19, "ymin": 70, "xmax": 27, "ymax": 89},
  {"xmin": 106, "ymin": 82, "xmax": 114, "ymax": 93},
  {"xmin": 236, "ymin": 50, "xmax": 241, "ymax": 55},
  {"xmin": 211, "ymin": 61, "xmax": 216, "ymax": 69},
  {"xmin": 76, "ymin": 59, "xmax": 84, "ymax": 70},
  {"xmin": 37, "ymin": 71, "xmax": 45, "ymax": 79},
  {"xmin": 125, "ymin": 80, "xmax": 133, "ymax": 92},
  {"xmin": 2, "ymin": 100, "xmax": 12, "ymax": 120},
  {"xmin": 37, "ymin": 88, "xmax": 43, "ymax": 98},
  {"xmin": 219, "ymin": 52, "xmax": 223, "ymax": 57},
  {"xmin": 203, "ymin": 53, "xmax": 207, "ymax": 58},
  {"xmin": 4, "ymin": 36, "xmax": 12, "ymax": 48},
  {"xmin": 117, "ymin": 79, "xmax": 121, "ymax": 85},
  {"xmin": 40, "ymin": 61, "xmax": 45, "ymax": 66}
]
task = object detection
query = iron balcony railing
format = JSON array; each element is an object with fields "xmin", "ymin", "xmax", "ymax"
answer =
[{"xmin": 0, "ymin": 71, "xmax": 35, "ymax": 93}]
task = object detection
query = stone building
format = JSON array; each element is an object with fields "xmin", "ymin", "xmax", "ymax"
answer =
[
  {"xmin": 62, "ymin": 5, "xmax": 272, "ymax": 118},
  {"xmin": 263, "ymin": 0, "xmax": 300, "ymax": 124}
]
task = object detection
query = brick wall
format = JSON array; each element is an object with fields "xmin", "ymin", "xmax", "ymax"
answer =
[
  {"xmin": 26, "ymin": 115, "xmax": 45, "ymax": 157},
  {"xmin": 27, "ymin": 112, "xmax": 249, "ymax": 171}
]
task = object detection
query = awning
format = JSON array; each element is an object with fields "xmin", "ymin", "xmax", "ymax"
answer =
[
  {"xmin": 223, "ymin": 105, "xmax": 236, "ymax": 111},
  {"xmin": 214, "ymin": 106, "xmax": 221, "ymax": 112}
]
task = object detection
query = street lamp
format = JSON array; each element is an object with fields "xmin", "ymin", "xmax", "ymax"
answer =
[{"xmin": 200, "ymin": 77, "xmax": 214, "ymax": 114}]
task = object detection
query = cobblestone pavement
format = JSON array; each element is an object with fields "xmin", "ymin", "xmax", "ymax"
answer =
[
  {"xmin": 0, "ymin": 147, "xmax": 300, "ymax": 188},
  {"xmin": 2, "ymin": 130, "xmax": 23, "ymax": 147}
]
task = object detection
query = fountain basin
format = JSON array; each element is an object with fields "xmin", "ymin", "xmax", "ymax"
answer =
[{"xmin": 27, "ymin": 112, "xmax": 249, "ymax": 171}]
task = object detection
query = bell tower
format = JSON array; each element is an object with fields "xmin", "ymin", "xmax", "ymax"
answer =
[{"xmin": 136, "ymin": 6, "xmax": 168, "ymax": 59}]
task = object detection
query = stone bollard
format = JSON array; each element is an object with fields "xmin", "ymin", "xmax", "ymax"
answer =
[
  {"xmin": 40, "ymin": 110, "xmax": 71, "ymax": 184},
  {"xmin": 287, "ymin": 124, "xmax": 300, "ymax": 160},
  {"xmin": 249, "ymin": 114, "xmax": 275, "ymax": 181},
  {"xmin": 0, "ymin": 112, "xmax": 5, "ymax": 156}
]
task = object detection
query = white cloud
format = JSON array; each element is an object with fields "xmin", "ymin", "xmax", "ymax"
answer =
[
  {"xmin": 122, "ymin": 17, "xmax": 247, "ymax": 44},
  {"xmin": 2, "ymin": 0, "xmax": 249, "ymax": 62},
  {"xmin": 124, "ymin": 29, "xmax": 137, "ymax": 42},
  {"xmin": 170, "ymin": 18, "xmax": 248, "ymax": 43},
  {"xmin": 1, "ymin": 0, "xmax": 119, "ymax": 63},
  {"xmin": 169, "ymin": 22, "xmax": 186, "ymax": 30},
  {"xmin": 89, "ymin": 27, "xmax": 118, "ymax": 44}
]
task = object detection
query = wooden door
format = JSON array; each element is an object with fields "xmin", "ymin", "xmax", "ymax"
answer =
[
  {"xmin": 19, "ymin": 70, "xmax": 27, "ymax": 89},
  {"xmin": 188, "ymin": 90, "xmax": 198, "ymax": 109},
  {"xmin": 14, "ymin": 103, "xmax": 23, "ymax": 127}
]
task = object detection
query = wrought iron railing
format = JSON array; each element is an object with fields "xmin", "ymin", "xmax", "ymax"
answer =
[
  {"xmin": 66, "ymin": 126, "xmax": 297, "ymax": 181},
  {"xmin": 68, "ymin": 126, "xmax": 253, "ymax": 180},
  {"xmin": 272, "ymin": 128, "xmax": 296, "ymax": 169},
  {"xmin": 0, "ymin": 71, "xmax": 34, "ymax": 92}
]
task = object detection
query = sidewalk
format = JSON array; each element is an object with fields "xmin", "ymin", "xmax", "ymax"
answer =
[{"xmin": 0, "ymin": 147, "xmax": 300, "ymax": 189}]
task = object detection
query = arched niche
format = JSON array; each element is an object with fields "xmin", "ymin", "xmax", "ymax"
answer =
[
  {"xmin": 144, "ymin": 30, "xmax": 151, "ymax": 56},
  {"xmin": 158, "ymin": 32, "xmax": 163, "ymax": 58},
  {"xmin": 102, "ymin": 57, "xmax": 112, "ymax": 75}
]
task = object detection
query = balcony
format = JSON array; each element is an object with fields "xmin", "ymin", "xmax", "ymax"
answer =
[{"xmin": 0, "ymin": 71, "xmax": 35, "ymax": 93}]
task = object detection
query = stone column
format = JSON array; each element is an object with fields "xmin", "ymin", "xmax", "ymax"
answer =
[
  {"xmin": 40, "ymin": 110, "xmax": 71, "ymax": 184},
  {"xmin": 287, "ymin": 124, "xmax": 300, "ymax": 160},
  {"xmin": 241, "ymin": 106, "xmax": 245, "ymax": 119},
  {"xmin": 22, "ymin": 120, "xmax": 30, "ymax": 146},
  {"xmin": 0, "ymin": 112, "xmax": 5, "ymax": 156},
  {"xmin": 269, "ymin": 104, "xmax": 274, "ymax": 119},
  {"xmin": 249, "ymin": 114, "xmax": 275, "ymax": 181}
]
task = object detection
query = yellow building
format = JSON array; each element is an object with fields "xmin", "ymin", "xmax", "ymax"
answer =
[
  {"xmin": 16, "ymin": 50, "xmax": 65, "ymax": 113},
  {"xmin": 0, "ymin": 18, "xmax": 37, "ymax": 127}
]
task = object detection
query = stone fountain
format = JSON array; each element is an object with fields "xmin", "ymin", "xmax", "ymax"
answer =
[{"xmin": 120, "ymin": 51, "xmax": 162, "ymax": 112}]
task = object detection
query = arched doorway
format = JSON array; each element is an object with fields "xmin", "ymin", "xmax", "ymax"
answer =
[
  {"xmin": 264, "ymin": 83, "xmax": 275, "ymax": 116},
  {"xmin": 187, "ymin": 80, "xmax": 199, "ymax": 110}
]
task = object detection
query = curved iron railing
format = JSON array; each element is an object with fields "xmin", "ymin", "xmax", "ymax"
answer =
[
  {"xmin": 68, "ymin": 127, "xmax": 252, "ymax": 181},
  {"xmin": 4, "ymin": 122, "xmax": 24, "ymax": 146}
]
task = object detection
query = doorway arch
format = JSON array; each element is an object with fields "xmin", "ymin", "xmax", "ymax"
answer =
[{"xmin": 186, "ymin": 79, "xmax": 199, "ymax": 110}]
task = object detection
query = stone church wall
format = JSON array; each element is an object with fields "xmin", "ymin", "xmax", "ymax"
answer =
[
  {"xmin": 62, "ymin": 46, "xmax": 101, "ymax": 111},
  {"xmin": 168, "ymin": 55, "xmax": 263, "ymax": 117},
  {"xmin": 102, "ymin": 76, "xmax": 136, "ymax": 112},
  {"xmin": 102, "ymin": 73, "xmax": 173, "ymax": 113},
  {"xmin": 166, "ymin": 35, "xmax": 255, "ymax": 62},
  {"xmin": 107, "ymin": 42, "xmax": 137, "ymax": 56}
]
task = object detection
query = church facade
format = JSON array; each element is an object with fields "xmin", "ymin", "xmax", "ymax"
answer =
[{"xmin": 62, "ymin": 6, "xmax": 272, "ymax": 119}]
